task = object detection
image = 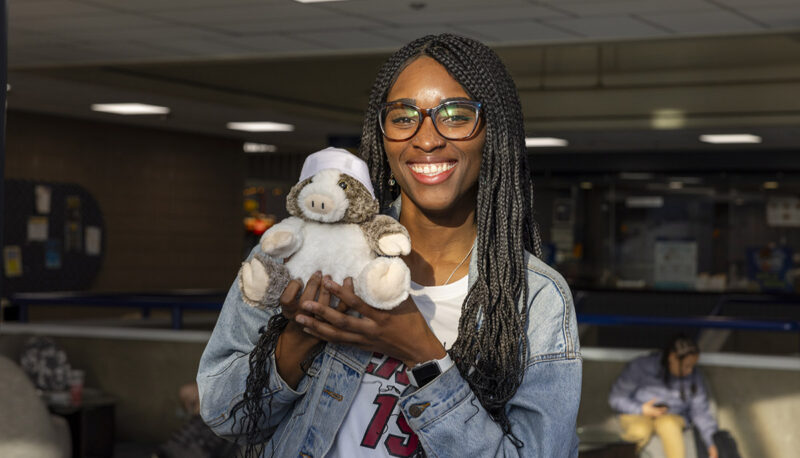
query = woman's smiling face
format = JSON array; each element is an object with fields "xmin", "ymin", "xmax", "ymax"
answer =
[{"xmin": 383, "ymin": 56, "xmax": 485, "ymax": 215}]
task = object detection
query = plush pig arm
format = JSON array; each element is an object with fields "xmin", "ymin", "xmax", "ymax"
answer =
[
  {"xmin": 260, "ymin": 216, "xmax": 305, "ymax": 258},
  {"xmin": 360, "ymin": 215, "xmax": 411, "ymax": 257}
]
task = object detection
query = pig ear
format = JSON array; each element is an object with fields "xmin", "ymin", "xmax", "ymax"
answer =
[{"xmin": 287, "ymin": 177, "xmax": 313, "ymax": 217}]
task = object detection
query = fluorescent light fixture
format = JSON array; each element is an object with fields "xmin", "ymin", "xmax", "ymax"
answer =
[
  {"xmin": 668, "ymin": 181, "xmax": 684, "ymax": 189},
  {"xmin": 580, "ymin": 182, "xmax": 593, "ymax": 190},
  {"xmin": 243, "ymin": 142, "xmax": 277, "ymax": 153},
  {"xmin": 763, "ymin": 181, "xmax": 779, "ymax": 189},
  {"xmin": 91, "ymin": 103, "xmax": 170, "ymax": 115},
  {"xmin": 525, "ymin": 137, "xmax": 568, "ymax": 147},
  {"xmin": 700, "ymin": 134, "xmax": 762, "ymax": 144},
  {"xmin": 625, "ymin": 196, "xmax": 664, "ymax": 208},
  {"xmin": 293, "ymin": 0, "xmax": 348, "ymax": 3},
  {"xmin": 227, "ymin": 122, "xmax": 294, "ymax": 132},
  {"xmin": 651, "ymin": 108, "xmax": 685, "ymax": 130}
]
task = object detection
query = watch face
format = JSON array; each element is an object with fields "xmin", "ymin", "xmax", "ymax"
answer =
[{"xmin": 412, "ymin": 362, "xmax": 441, "ymax": 386}]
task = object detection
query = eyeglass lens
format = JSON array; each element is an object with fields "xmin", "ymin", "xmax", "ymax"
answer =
[{"xmin": 381, "ymin": 102, "xmax": 479, "ymax": 141}]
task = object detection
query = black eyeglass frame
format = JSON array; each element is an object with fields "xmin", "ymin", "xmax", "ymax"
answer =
[{"xmin": 379, "ymin": 100, "xmax": 483, "ymax": 141}]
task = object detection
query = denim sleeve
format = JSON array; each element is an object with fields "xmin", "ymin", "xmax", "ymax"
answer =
[
  {"xmin": 398, "ymin": 357, "xmax": 581, "ymax": 457},
  {"xmin": 689, "ymin": 374, "xmax": 718, "ymax": 448},
  {"xmin": 608, "ymin": 361, "xmax": 644, "ymax": 415},
  {"xmin": 196, "ymin": 246, "xmax": 311, "ymax": 442}
]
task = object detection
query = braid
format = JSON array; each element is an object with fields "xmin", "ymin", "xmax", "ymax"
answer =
[{"xmin": 360, "ymin": 34, "xmax": 542, "ymax": 447}]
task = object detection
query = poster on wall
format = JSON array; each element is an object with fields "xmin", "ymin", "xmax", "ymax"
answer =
[
  {"xmin": 653, "ymin": 240, "xmax": 698, "ymax": 289},
  {"xmin": 3, "ymin": 246, "xmax": 23, "ymax": 277},
  {"xmin": 747, "ymin": 246, "xmax": 793, "ymax": 292},
  {"xmin": 766, "ymin": 197, "xmax": 800, "ymax": 227},
  {"xmin": 85, "ymin": 226, "xmax": 101, "ymax": 256},
  {"xmin": 35, "ymin": 185, "xmax": 52, "ymax": 214},
  {"xmin": 27, "ymin": 216, "xmax": 49, "ymax": 242},
  {"xmin": 65, "ymin": 195, "xmax": 82, "ymax": 252}
]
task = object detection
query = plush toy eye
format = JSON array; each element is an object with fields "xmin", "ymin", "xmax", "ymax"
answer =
[{"xmin": 338, "ymin": 180, "xmax": 348, "ymax": 190}]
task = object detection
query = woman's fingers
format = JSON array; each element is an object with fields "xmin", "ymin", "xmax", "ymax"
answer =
[
  {"xmin": 323, "ymin": 277, "xmax": 374, "ymax": 318},
  {"xmin": 299, "ymin": 271, "xmax": 323, "ymax": 303},
  {"xmin": 279, "ymin": 279, "xmax": 303, "ymax": 307},
  {"xmin": 301, "ymin": 299, "xmax": 371, "ymax": 333},
  {"xmin": 296, "ymin": 313, "xmax": 366, "ymax": 346},
  {"xmin": 317, "ymin": 275, "xmax": 332, "ymax": 308}
]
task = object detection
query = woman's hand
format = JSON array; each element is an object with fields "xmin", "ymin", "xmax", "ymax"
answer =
[
  {"xmin": 275, "ymin": 271, "xmax": 332, "ymax": 388},
  {"xmin": 707, "ymin": 445, "xmax": 718, "ymax": 458},
  {"xmin": 295, "ymin": 277, "xmax": 446, "ymax": 367},
  {"xmin": 641, "ymin": 398, "xmax": 668, "ymax": 417}
]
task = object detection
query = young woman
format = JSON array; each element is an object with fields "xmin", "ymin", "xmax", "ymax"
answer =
[
  {"xmin": 197, "ymin": 33, "xmax": 582, "ymax": 457},
  {"xmin": 609, "ymin": 335, "xmax": 720, "ymax": 458}
]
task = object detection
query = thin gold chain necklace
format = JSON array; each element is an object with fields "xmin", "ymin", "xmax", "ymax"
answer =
[{"xmin": 441, "ymin": 244, "xmax": 475, "ymax": 286}]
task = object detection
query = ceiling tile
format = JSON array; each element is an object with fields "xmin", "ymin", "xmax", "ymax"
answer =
[
  {"xmin": 13, "ymin": 13, "xmax": 170, "ymax": 32},
  {"xmin": 545, "ymin": 16, "xmax": 672, "ymax": 38},
  {"xmin": 322, "ymin": 2, "xmax": 564, "ymax": 26},
  {"xmin": 74, "ymin": 0, "xmax": 283, "ymax": 11},
  {"xmin": 171, "ymin": 34, "xmax": 320, "ymax": 56},
  {"xmin": 740, "ymin": 7, "xmax": 800, "ymax": 29},
  {"xmin": 374, "ymin": 25, "xmax": 492, "ymax": 45},
  {"xmin": 294, "ymin": 29, "xmax": 400, "ymax": 51},
  {"xmin": 714, "ymin": 0, "xmax": 798, "ymax": 6},
  {"xmin": 458, "ymin": 20, "xmax": 579, "ymax": 43},
  {"xmin": 9, "ymin": 0, "xmax": 112, "ymax": 18},
  {"xmin": 551, "ymin": 0, "xmax": 717, "ymax": 16},
  {"xmin": 639, "ymin": 10, "xmax": 766, "ymax": 34},
  {"xmin": 148, "ymin": 3, "xmax": 328, "ymax": 23},
  {"xmin": 228, "ymin": 16, "xmax": 379, "ymax": 35}
]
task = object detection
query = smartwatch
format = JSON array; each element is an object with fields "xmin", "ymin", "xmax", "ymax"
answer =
[{"xmin": 406, "ymin": 353, "xmax": 454, "ymax": 388}]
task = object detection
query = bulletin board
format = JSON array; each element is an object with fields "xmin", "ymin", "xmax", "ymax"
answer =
[{"xmin": 2, "ymin": 179, "xmax": 104, "ymax": 294}]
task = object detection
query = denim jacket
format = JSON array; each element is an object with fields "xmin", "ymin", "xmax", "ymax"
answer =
[{"xmin": 198, "ymin": 205, "xmax": 582, "ymax": 457}]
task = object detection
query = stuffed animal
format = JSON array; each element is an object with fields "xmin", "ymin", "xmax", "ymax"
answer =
[{"xmin": 239, "ymin": 147, "xmax": 411, "ymax": 310}]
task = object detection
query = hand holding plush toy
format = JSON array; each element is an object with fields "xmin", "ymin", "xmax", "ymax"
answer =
[{"xmin": 239, "ymin": 147, "xmax": 411, "ymax": 310}]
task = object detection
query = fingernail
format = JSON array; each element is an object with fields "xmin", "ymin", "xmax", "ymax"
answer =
[
  {"xmin": 302, "ymin": 301, "xmax": 314, "ymax": 311},
  {"xmin": 324, "ymin": 280, "xmax": 334, "ymax": 289},
  {"xmin": 295, "ymin": 315, "xmax": 307, "ymax": 325}
]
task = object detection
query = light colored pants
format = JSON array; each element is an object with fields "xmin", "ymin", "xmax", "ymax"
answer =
[{"xmin": 619, "ymin": 414, "xmax": 686, "ymax": 458}]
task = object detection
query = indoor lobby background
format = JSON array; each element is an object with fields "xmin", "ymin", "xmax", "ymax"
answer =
[{"xmin": 1, "ymin": 1, "xmax": 799, "ymax": 457}]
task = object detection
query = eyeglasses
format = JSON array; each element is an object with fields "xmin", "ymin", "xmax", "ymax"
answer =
[{"xmin": 379, "ymin": 100, "xmax": 482, "ymax": 141}]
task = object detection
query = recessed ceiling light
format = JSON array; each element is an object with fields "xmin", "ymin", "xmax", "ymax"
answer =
[
  {"xmin": 243, "ymin": 142, "xmax": 278, "ymax": 153},
  {"xmin": 668, "ymin": 181, "xmax": 684, "ymax": 189},
  {"xmin": 651, "ymin": 108, "xmax": 685, "ymax": 130},
  {"xmin": 293, "ymin": 0, "xmax": 348, "ymax": 3},
  {"xmin": 91, "ymin": 103, "xmax": 170, "ymax": 115},
  {"xmin": 525, "ymin": 137, "xmax": 568, "ymax": 147},
  {"xmin": 580, "ymin": 182, "xmax": 593, "ymax": 190},
  {"xmin": 763, "ymin": 181, "xmax": 779, "ymax": 189},
  {"xmin": 227, "ymin": 122, "xmax": 294, "ymax": 132},
  {"xmin": 699, "ymin": 134, "xmax": 762, "ymax": 144}
]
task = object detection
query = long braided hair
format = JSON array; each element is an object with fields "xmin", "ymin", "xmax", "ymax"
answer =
[{"xmin": 360, "ymin": 34, "xmax": 542, "ymax": 446}]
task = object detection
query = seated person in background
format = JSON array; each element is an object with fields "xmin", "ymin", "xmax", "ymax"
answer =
[{"xmin": 608, "ymin": 335, "xmax": 718, "ymax": 458}]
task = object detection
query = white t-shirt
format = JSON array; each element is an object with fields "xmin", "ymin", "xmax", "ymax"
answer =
[{"xmin": 325, "ymin": 275, "xmax": 468, "ymax": 457}]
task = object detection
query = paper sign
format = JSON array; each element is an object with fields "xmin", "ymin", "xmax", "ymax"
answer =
[
  {"xmin": 27, "ymin": 216, "xmax": 49, "ymax": 241},
  {"xmin": 35, "ymin": 185, "xmax": 52, "ymax": 214},
  {"xmin": 4, "ymin": 246, "xmax": 22, "ymax": 277},
  {"xmin": 85, "ymin": 226, "xmax": 102, "ymax": 256}
]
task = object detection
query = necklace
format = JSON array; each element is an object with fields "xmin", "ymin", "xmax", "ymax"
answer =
[{"xmin": 442, "ymin": 244, "xmax": 475, "ymax": 286}]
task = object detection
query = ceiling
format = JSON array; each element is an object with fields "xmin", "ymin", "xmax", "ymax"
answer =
[{"xmin": 8, "ymin": 0, "xmax": 800, "ymax": 154}]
